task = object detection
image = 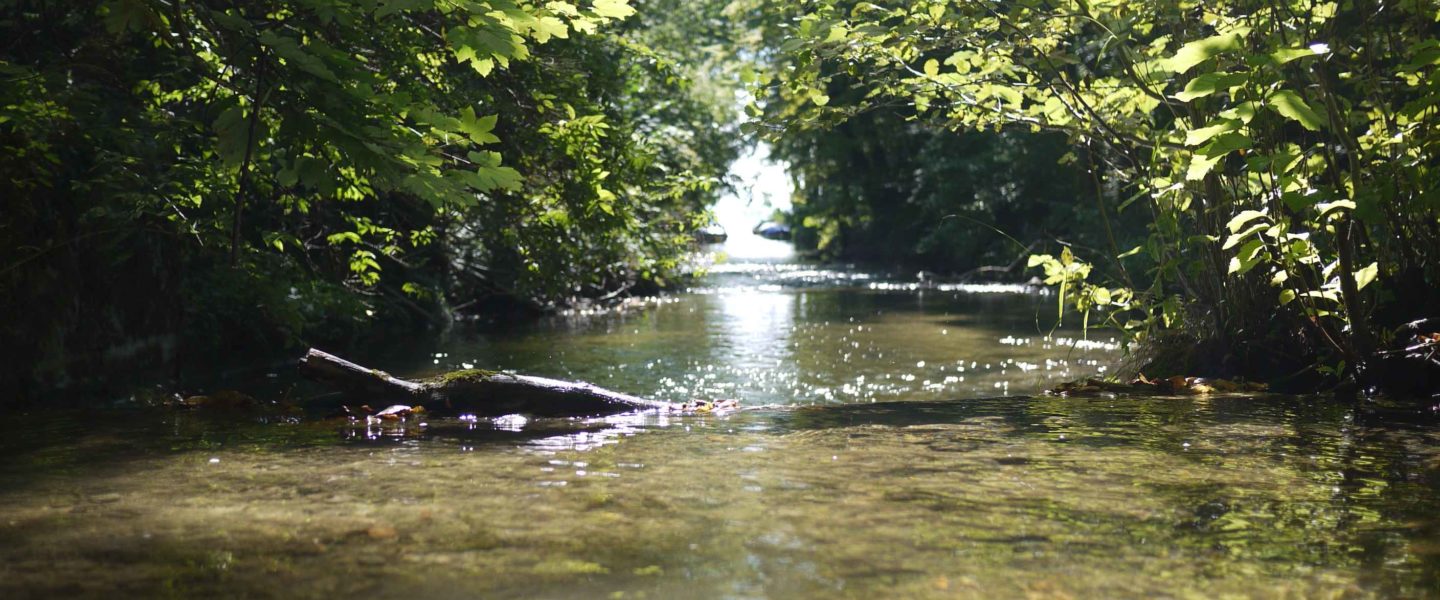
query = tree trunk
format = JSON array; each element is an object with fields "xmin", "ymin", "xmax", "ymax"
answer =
[{"xmin": 298, "ymin": 348, "xmax": 675, "ymax": 417}]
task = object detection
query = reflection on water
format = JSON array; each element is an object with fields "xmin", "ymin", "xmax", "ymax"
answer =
[
  {"xmin": 2, "ymin": 246, "xmax": 1438, "ymax": 598},
  {"xmin": 2, "ymin": 398, "xmax": 1438, "ymax": 598},
  {"xmin": 382, "ymin": 252, "xmax": 1116, "ymax": 407}
]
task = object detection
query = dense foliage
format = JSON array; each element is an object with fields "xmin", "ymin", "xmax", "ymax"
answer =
[
  {"xmin": 6, "ymin": 0, "xmax": 1436, "ymax": 396},
  {"xmin": 750, "ymin": 0, "xmax": 1440, "ymax": 389},
  {"xmin": 760, "ymin": 101, "xmax": 1150, "ymax": 275},
  {"xmin": 0, "ymin": 0, "xmax": 739, "ymax": 396}
]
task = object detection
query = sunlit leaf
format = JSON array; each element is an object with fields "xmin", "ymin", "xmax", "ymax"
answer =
[
  {"xmin": 531, "ymin": 16, "xmax": 569, "ymax": 43},
  {"xmin": 1315, "ymin": 199, "xmax": 1356, "ymax": 218},
  {"xmin": 458, "ymin": 108, "xmax": 501, "ymax": 145},
  {"xmin": 1269, "ymin": 45, "xmax": 1327, "ymax": 64},
  {"xmin": 1199, "ymin": 132, "xmax": 1252, "ymax": 157},
  {"xmin": 1267, "ymin": 90, "xmax": 1326, "ymax": 130},
  {"xmin": 1227, "ymin": 209, "xmax": 1269, "ymax": 233},
  {"xmin": 1186, "ymin": 153, "xmax": 1223, "ymax": 181},
  {"xmin": 1228, "ymin": 239, "xmax": 1266, "ymax": 275},
  {"xmin": 1166, "ymin": 33, "xmax": 1243, "ymax": 74},
  {"xmin": 1185, "ymin": 119, "xmax": 1240, "ymax": 146},
  {"xmin": 1174, "ymin": 72, "xmax": 1248, "ymax": 101},
  {"xmin": 591, "ymin": 0, "xmax": 635, "ymax": 19},
  {"xmin": 1354, "ymin": 262, "xmax": 1379, "ymax": 290},
  {"xmin": 1224, "ymin": 223, "xmax": 1268, "ymax": 249}
]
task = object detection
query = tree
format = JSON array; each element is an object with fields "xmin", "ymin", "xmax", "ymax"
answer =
[
  {"xmin": 750, "ymin": 0, "xmax": 1440, "ymax": 385},
  {"xmin": 0, "ymin": 0, "xmax": 740, "ymax": 398}
]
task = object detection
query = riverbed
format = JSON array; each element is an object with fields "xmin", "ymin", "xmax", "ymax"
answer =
[{"xmin": 2, "ymin": 240, "xmax": 1437, "ymax": 598}]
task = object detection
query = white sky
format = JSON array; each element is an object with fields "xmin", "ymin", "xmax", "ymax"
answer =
[
  {"xmin": 709, "ymin": 143, "xmax": 795, "ymax": 262},
  {"xmin": 712, "ymin": 143, "xmax": 792, "ymax": 233}
]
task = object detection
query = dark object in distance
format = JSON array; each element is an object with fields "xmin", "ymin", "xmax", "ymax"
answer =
[
  {"xmin": 752, "ymin": 221, "xmax": 791, "ymax": 240},
  {"xmin": 695, "ymin": 224, "xmax": 728, "ymax": 244}
]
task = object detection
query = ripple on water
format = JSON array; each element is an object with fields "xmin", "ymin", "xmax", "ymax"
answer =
[
  {"xmin": 1, "ymin": 396, "xmax": 1437, "ymax": 598},
  {"xmin": 3, "ymin": 255, "xmax": 1438, "ymax": 598}
]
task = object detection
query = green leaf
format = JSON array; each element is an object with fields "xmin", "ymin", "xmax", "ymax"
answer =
[
  {"xmin": 470, "ymin": 58, "xmax": 496, "ymax": 76},
  {"xmin": 531, "ymin": 16, "xmax": 568, "ymax": 43},
  {"xmin": 591, "ymin": 0, "xmax": 636, "ymax": 19},
  {"xmin": 1217, "ymin": 101, "xmax": 1259, "ymax": 125},
  {"xmin": 295, "ymin": 156, "xmax": 330, "ymax": 188},
  {"xmin": 1267, "ymin": 90, "xmax": 1326, "ymax": 130},
  {"xmin": 1166, "ymin": 34, "xmax": 1243, "ymax": 74},
  {"xmin": 102, "ymin": 0, "xmax": 157, "ymax": 33},
  {"xmin": 1401, "ymin": 39, "xmax": 1440, "ymax": 71},
  {"xmin": 1228, "ymin": 239, "xmax": 1266, "ymax": 275},
  {"xmin": 259, "ymin": 31, "xmax": 339, "ymax": 83},
  {"xmin": 1174, "ymin": 72, "xmax": 1249, "ymax": 102},
  {"xmin": 451, "ymin": 25, "xmax": 527, "ymax": 64},
  {"xmin": 1270, "ymin": 46, "xmax": 1326, "ymax": 64},
  {"xmin": 375, "ymin": 0, "xmax": 432, "ymax": 18},
  {"xmin": 213, "ymin": 105, "xmax": 250, "ymax": 167},
  {"xmin": 475, "ymin": 165, "xmax": 523, "ymax": 191},
  {"xmin": 1185, "ymin": 119, "xmax": 1240, "ymax": 146},
  {"xmin": 207, "ymin": 11, "xmax": 255, "ymax": 35},
  {"xmin": 1226, "ymin": 209, "xmax": 1269, "ymax": 233},
  {"xmin": 1315, "ymin": 199, "xmax": 1356, "ymax": 218},
  {"xmin": 923, "ymin": 58, "xmax": 939, "ymax": 78},
  {"xmin": 1186, "ymin": 153, "xmax": 1224, "ymax": 181},
  {"xmin": 458, "ymin": 108, "xmax": 501, "ymax": 144},
  {"xmin": 1092, "ymin": 287, "xmax": 1112, "ymax": 306},
  {"xmin": 1354, "ymin": 262, "xmax": 1379, "ymax": 290},
  {"xmin": 327, "ymin": 231, "xmax": 362, "ymax": 245},
  {"xmin": 1199, "ymin": 132, "xmax": 1252, "ymax": 157},
  {"xmin": 993, "ymin": 86, "xmax": 1023, "ymax": 106},
  {"xmin": 1223, "ymin": 222, "xmax": 1268, "ymax": 250},
  {"xmin": 1279, "ymin": 288, "xmax": 1297, "ymax": 305}
]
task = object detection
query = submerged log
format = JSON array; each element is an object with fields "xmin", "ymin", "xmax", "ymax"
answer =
[{"xmin": 299, "ymin": 348, "xmax": 676, "ymax": 417}]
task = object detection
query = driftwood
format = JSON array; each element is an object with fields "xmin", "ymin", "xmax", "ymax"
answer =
[{"xmin": 299, "ymin": 348, "xmax": 675, "ymax": 417}]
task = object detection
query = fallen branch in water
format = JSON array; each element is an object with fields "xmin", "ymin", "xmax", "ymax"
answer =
[
  {"xmin": 298, "ymin": 348, "xmax": 681, "ymax": 417},
  {"xmin": 955, "ymin": 240, "xmax": 1045, "ymax": 282},
  {"xmin": 1048, "ymin": 374, "xmax": 1268, "ymax": 397}
]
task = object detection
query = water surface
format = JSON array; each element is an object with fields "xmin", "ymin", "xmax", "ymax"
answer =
[{"xmin": 2, "ymin": 239, "xmax": 1437, "ymax": 599}]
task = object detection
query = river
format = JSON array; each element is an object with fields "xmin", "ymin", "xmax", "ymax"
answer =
[{"xmin": 2, "ymin": 236, "xmax": 1438, "ymax": 598}]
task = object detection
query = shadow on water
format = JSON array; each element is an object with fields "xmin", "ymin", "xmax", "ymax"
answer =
[
  {"xmin": 780, "ymin": 394, "xmax": 1440, "ymax": 597},
  {"xmin": 1, "ymin": 392, "xmax": 1439, "ymax": 597}
]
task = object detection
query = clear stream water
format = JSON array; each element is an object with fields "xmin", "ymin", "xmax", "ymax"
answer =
[{"xmin": 2, "ymin": 237, "xmax": 1438, "ymax": 599}]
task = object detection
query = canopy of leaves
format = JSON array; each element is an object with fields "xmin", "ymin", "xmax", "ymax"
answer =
[
  {"xmin": 0, "ymin": 0, "xmax": 741, "ymax": 395},
  {"xmin": 747, "ymin": 0, "xmax": 1440, "ymax": 383}
]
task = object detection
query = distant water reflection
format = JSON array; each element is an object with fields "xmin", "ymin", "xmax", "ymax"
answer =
[{"xmin": 368, "ymin": 241, "xmax": 1120, "ymax": 407}]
